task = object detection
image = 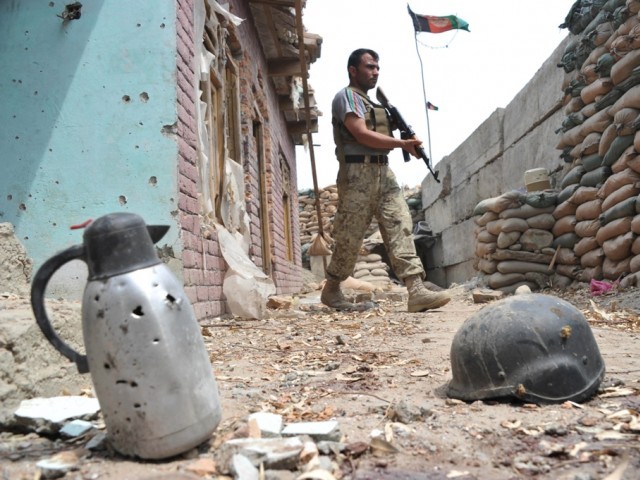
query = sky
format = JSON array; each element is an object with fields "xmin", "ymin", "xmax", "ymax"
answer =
[{"xmin": 296, "ymin": 0, "xmax": 577, "ymax": 190}]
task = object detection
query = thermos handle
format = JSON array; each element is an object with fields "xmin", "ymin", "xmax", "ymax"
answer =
[{"xmin": 30, "ymin": 244, "xmax": 90, "ymax": 374}]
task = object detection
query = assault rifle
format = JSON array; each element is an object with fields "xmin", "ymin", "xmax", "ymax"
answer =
[{"xmin": 376, "ymin": 87, "xmax": 440, "ymax": 183}]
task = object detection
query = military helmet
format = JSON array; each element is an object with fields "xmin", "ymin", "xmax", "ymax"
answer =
[{"xmin": 447, "ymin": 293, "xmax": 605, "ymax": 404}]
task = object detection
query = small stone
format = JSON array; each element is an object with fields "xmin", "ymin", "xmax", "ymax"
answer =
[
  {"xmin": 471, "ymin": 289, "xmax": 504, "ymax": 303},
  {"xmin": 59, "ymin": 419, "xmax": 94, "ymax": 438}
]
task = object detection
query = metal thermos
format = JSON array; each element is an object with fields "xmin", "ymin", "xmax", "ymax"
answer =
[{"xmin": 31, "ymin": 212, "xmax": 221, "ymax": 459}]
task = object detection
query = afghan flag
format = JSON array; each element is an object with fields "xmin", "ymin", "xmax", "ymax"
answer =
[{"xmin": 408, "ymin": 6, "xmax": 470, "ymax": 34}]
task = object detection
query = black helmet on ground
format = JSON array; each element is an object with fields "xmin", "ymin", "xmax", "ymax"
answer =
[{"xmin": 447, "ymin": 293, "xmax": 605, "ymax": 404}]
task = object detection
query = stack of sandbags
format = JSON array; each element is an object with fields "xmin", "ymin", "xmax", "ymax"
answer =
[
  {"xmin": 595, "ymin": 166, "xmax": 640, "ymax": 278},
  {"xmin": 559, "ymin": 186, "xmax": 604, "ymax": 282},
  {"xmin": 554, "ymin": 0, "xmax": 640, "ymax": 282},
  {"xmin": 298, "ymin": 185, "xmax": 338, "ymax": 245},
  {"xmin": 473, "ymin": 190, "xmax": 559, "ymax": 294},
  {"xmin": 352, "ymin": 252, "xmax": 392, "ymax": 287}
]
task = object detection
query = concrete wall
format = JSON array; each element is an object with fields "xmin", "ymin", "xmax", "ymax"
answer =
[{"xmin": 421, "ymin": 37, "xmax": 572, "ymax": 287}]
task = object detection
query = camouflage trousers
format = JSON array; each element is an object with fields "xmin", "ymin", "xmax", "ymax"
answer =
[{"xmin": 326, "ymin": 162, "xmax": 425, "ymax": 282}]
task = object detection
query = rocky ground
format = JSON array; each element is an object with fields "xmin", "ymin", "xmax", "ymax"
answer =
[{"xmin": 1, "ymin": 275, "xmax": 639, "ymax": 479}]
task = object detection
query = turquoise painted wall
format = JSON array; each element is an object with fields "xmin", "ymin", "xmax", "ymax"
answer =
[{"xmin": 0, "ymin": 1, "xmax": 182, "ymax": 292}]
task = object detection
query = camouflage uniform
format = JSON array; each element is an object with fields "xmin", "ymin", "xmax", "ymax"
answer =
[{"xmin": 326, "ymin": 87, "xmax": 425, "ymax": 282}]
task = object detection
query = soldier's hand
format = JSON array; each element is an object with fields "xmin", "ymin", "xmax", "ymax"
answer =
[{"xmin": 402, "ymin": 138, "xmax": 423, "ymax": 158}]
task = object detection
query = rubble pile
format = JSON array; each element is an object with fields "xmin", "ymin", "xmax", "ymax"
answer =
[
  {"xmin": 473, "ymin": 190, "xmax": 561, "ymax": 293},
  {"xmin": 555, "ymin": 0, "xmax": 640, "ymax": 284}
]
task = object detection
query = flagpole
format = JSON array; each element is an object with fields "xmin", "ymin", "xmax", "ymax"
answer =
[{"xmin": 413, "ymin": 29, "xmax": 433, "ymax": 165}]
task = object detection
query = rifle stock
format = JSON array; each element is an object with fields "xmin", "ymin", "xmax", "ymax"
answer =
[{"xmin": 376, "ymin": 87, "xmax": 440, "ymax": 183}]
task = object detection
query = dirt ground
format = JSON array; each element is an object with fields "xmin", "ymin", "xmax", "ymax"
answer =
[{"xmin": 1, "ymin": 277, "xmax": 639, "ymax": 480}]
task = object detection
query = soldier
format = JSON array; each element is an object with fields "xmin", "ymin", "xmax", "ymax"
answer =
[{"xmin": 321, "ymin": 48, "xmax": 451, "ymax": 312}]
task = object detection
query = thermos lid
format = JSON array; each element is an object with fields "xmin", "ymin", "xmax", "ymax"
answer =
[{"xmin": 83, "ymin": 213, "xmax": 169, "ymax": 280}]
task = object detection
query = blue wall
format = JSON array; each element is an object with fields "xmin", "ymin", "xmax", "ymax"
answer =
[{"xmin": 0, "ymin": 1, "xmax": 182, "ymax": 288}]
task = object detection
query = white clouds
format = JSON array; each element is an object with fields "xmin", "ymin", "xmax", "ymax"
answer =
[{"xmin": 297, "ymin": 0, "xmax": 576, "ymax": 189}]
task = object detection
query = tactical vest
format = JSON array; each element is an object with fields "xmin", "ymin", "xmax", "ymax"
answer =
[{"xmin": 333, "ymin": 87, "xmax": 392, "ymax": 161}]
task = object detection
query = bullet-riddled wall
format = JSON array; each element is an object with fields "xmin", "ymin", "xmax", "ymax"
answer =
[{"xmin": 0, "ymin": 1, "xmax": 181, "ymax": 296}]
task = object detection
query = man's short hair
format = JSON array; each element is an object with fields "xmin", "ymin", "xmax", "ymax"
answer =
[{"xmin": 347, "ymin": 48, "xmax": 379, "ymax": 70}]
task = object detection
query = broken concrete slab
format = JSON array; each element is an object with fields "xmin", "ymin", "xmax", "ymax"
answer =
[
  {"xmin": 248, "ymin": 411, "xmax": 283, "ymax": 438},
  {"xmin": 11, "ymin": 396, "xmax": 100, "ymax": 434},
  {"xmin": 217, "ymin": 436, "xmax": 305, "ymax": 473},
  {"xmin": 281, "ymin": 421, "xmax": 341, "ymax": 442}
]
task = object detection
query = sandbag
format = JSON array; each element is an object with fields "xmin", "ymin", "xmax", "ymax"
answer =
[
  {"xmin": 476, "ymin": 229, "xmax": 498, "ymax": 243},
  {"xmin": 628, "ymin": 151, "xmax": 640, "ymax": 173},
  {"xmin": 580, "ymin": 132, "xmax": 603, "ymax": 156},
  {"xmin": 576, "ymin": 198, "xmax": 603, "ymax": 221},
  {"xmin": 558, "ymin": 184, "xmax": 581, "ymax": 203},
  {"xmin": 632, "ymin": 236, "xmax": 640, "ymax": 255},
  {"xmin": 477, "ymin": 258, "xmax": 498, "ymax": 274},
  {"xmin": 577, "ymin": 265, "xmax": 603, "ymax": 282},
  {"xmin": 521, "ymin": 191, "xmax": 558, "ymax": 209},
  {"xmin": 581, "ymin": 77, "xmax": 613, "ymax": 105},
  {"xmin": 481, "ymin": 191, "xmax": 523, "ymax": 214},
  {"xmin": 565, "ymin": 96, "xmax": 585, "ymax": 115},
  {"xmin": 552, "ymin": 215, "xmax": 577, "ymax": 237},
  {"xmin": 611, "ymin": 49, "xmax": 640, "ymax": 85},
  {"xmin": 602, "ymin": 256, "xmax": 631, "ymax": 279},
  {"xmin": 598, "ymin": 123, "xmax": 618, "ymax": 157},
  {"xmin": 609, "ymin": 84, "xmax": 640, "ymax": 116},
  {"xmin": 575, "ymin": 218, "xmax": 601, "ymax": 238},
  {"xmin": 519, "ymin": 229, "xmax": 554, "ymax": 251},
  {"xmin": 553, "ymin": 232, "xmax": 580, "ymax": 249},
  {"xmin": 611, "ymin": 145, "xmax": 635, "ymax": 173},
  {"xmin": 602, "ymin": 231, "xmax": 635, "ymax": 261},
  {"xmin": 561, "ymin": 165, "xmax": 587, "ymax": 189},
  {"xmin": 475, "ymin": 210, "xmax": 499, "ymax": 226},
  {"xmin": 557, "ymin": 247, "xmax": 580, "ymax": 265},
  {"xmin": 485, "ymin": 219, "xmax": 504, "ymax": 236},
  {"xmin": 574, "ymin": 235, "xmax": 600, "ymax": 256},
  {"xmin": 496, "ymin": 261, "xmax": 552, "ymax": 275},
  {"xmin": 500, "ymin": 217, "xmax": 530, "ymax": 233},
  {"xmin": 602, "ymin": 197, "xmax": 638, "ymax": 226},
  {"xmin": 497, "ymin": 231, "xmax": 521, "ymax": 249},
  {"xmin": 581, "ymin": 247, "xmax": 605, "ymax": 268},
  {"xmin": 527, "ymin": 213, "xmax": 556, "ymax": 230},
  {"xmin": 596, "ymin": 216, "xmax": 632, "ymax": 244},
  {"xmin": 579, "ymin": 106, "xmax": 613, "ymax": 136},
  {"xmin": 488, "ymin": 272, "xmax": 525, "ymax": 289},
  {"xmin": 602, "ymin": 135, "xmax": 634, "ymax": 167},
  {"xmin": 598, "ymin": 168, "xmax": 640, "ymax": 197},
  {"xmin": 630, "ymin": 253, "xmax": 640, "ymax": 272},
  {"xmin": 475, "ymin": 241, "xmax": 497, "ymax": 258},
  {"xmin": 553, "ymin": 200, "xmax": 578, "ymax": 219},
  {"xmin": 556, "ymin": 263, "xmax": 581, "ymax": 279},
  {"xmin": 580, "ymin": 166, "xmax": 612, "ymax": 187},
  {"xmin": 499, "ymin": 204, "xmax": 555, "ymax": 220},
  {"xmin": 632, "ymin": 214, "xmax": 640, "ymax": 234},
  {"xmin": 602, "ymin": 183, "xmax": 640, "ymax": 212},
  {"xmin": 612, "ymin": 107, "xmax": 640, "ymax": 135},
  {"xmin": 582, "ymin": 153, "xmax": 604, "ymax": 172},
  {"xmin": 569, "ymin": 186, "xmax": 599, "ymax": 204}
]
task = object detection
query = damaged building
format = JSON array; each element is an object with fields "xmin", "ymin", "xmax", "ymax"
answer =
[{"xmin": 0, "ymin": 0, "xmax": 321, "ymax": 318}]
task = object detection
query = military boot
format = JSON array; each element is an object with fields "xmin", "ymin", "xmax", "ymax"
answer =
[
  {"xmin": 405, "ymin": 274, "xmax": 451, "ymax": 312},
  {"xmin": 321, "ymin": 278, "xmax": 357, "ymax": 310}
]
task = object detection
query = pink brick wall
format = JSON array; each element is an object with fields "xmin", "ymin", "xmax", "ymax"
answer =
[
  {"xmin": 175, "ymin": 0, "xmax": 304, "ymax": 320},
  {"xmin": 176, "ymin": 0, "xmax": 226, "ymax": 318}
]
